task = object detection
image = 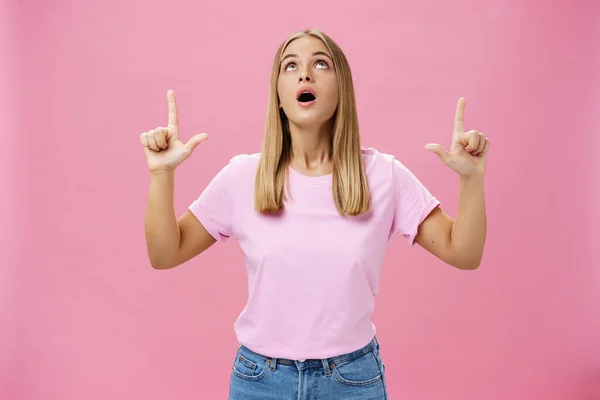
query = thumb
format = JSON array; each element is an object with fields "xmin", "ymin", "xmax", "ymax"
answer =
[
  {"xmin": 184, "ymin": 133, "xmax": 209, "ymax": 153},
  {"xmin": 425, "ymin": 143, "xmax": 451, "ymax": 164}
]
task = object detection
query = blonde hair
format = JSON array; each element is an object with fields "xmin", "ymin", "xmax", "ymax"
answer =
[{"xmin": 254, "ymin": 29, "xmax": 370, "ymax": 216}]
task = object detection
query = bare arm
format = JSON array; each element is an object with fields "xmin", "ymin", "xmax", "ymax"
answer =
[
  {"xmin": 417, "ymin": 97, "xmax": 489, "ymax": 270},
  {"xmin": 141, "ymin": 90, "xmax": 213, "ymax": 269},
  {"xmin": 144, "ymin": 169, "xmax": 216, "ymax": 269},
  {"xmin": 414, "ymin": 175, "xmax": 486, "ymax": 270}
]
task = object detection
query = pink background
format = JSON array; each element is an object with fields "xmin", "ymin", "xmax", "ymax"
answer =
[{"xmin": 2, "ymin": 0, "xmax": 599, "ymax": 399}]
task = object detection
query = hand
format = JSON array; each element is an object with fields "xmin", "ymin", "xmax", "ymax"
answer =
[
  {"xmin": 140, "ymin": 90, "xmax": 208, "ymax": 172},
  {"xmin": 425, "ymin": 98, "xmax": 490, "ymax": 177}
]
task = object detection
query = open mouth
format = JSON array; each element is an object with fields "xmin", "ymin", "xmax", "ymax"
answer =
[{"xmin": 297, "ymin": 91, "xmax": 317, "ymax": 103}]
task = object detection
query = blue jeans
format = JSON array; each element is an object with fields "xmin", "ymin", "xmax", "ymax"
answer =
[{"xmin": 228, "ymin": 336, "xmax": 388, "ymax": 399}]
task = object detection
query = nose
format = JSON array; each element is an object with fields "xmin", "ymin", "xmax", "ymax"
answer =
[{"xmin": 299, "ymin": 70, "xmax": 312, "ymax": 82}]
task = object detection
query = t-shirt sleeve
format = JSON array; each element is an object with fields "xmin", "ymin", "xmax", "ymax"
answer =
[
  {"xmin": 390, "ymin": 158, "xmax": 440, "ymax": 245},
  {"xmin": 188, "ymin": 157, "xmax": 241, "ymax": 242}
]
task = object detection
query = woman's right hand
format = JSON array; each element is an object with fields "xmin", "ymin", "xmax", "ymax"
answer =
[{"xmin": 140, "ymin": 90, "xmax": 208, "ymax": 172}]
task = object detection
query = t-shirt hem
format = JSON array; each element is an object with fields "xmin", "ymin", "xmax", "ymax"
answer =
[
  {"xmin": 188, "ymin": 202, "xmax": 229, "ymax": 243},
  {"xmin": 408, "ymin": 197, "xmax": 441, "ymax": 246}
]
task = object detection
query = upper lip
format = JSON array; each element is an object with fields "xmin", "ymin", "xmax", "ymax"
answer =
[{"xmin": 296, "ymin": 86, "xmax": 317, "ymax": 100}]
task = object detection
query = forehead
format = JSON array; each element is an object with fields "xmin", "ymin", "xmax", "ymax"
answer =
[{"xmin": 282, "ymin": 36, "xmax": 330, "ymax": 58}]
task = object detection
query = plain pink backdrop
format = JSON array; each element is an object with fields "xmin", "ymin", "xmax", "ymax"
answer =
[{"xmin": 3, "ymin": 0, "xmax": 599, "ymax": 399}]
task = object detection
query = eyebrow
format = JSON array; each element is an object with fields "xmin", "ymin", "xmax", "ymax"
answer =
[{"xmin": 280, "ymin": 51, "xmax": 333, "ymax": 64}]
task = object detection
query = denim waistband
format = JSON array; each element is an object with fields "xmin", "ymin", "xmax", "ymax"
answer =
[{"xmin": 239, "ymin": 335, "xmax": 381, "ymax": 370}]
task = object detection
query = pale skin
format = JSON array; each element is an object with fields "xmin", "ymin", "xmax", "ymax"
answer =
[
  {"xmin": 141, "ymin": 37, "xmax": 489, "ymax": 270},
  {"xmin": 141, "ymin": 90, "xmax": 215, "ymax": 269},
  {"xmin": 276, "ymin": 36, "xmax": 338, "ymax": 176},
  {"xmin": 417, "ymin": 97, "xmax": 490, "ymax": 270}
]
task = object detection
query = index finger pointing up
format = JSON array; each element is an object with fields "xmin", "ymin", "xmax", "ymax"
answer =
[
  {"xmin": 167, "ymin": 89, "xmax": 179, "ymax": 130},
  {"xmin": 454, "ymin": 97, "xmax": 465, "ymax": 136}
]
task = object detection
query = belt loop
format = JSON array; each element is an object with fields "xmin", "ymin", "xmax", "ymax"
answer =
[
  {"xmin": 269, "ymin": 357, "xmax": 277, "ymax": 371},
  {"xmin": 374, "ymin": 335, "xmax": 380, "ymax": 349},
  {"xmin": 321, "ymin": 359, "xmax": 332, "ymax": 376}
]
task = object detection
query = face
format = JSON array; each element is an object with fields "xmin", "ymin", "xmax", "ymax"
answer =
[{"xmin": 277, "ymin": 35, "xmax": 339, "ymax": 130}]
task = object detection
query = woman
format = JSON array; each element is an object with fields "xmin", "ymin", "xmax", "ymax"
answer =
[{"xmin": 141, "ymin": 29, "xmax": 490, "ymax": 400}]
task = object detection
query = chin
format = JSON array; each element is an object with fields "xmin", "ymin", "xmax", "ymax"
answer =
[
  {"xmin": 290, "ymin": 117, "xmax": 330, "ymax": 129},
  {"xmin": 288, "ymin": 111, "xmax": 335, "ymax": 129}
]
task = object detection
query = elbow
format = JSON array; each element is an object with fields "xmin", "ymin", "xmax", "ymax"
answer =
[
  {"xmin": 458, "ymin": 261, "xmax": 481, "ymax": 270},
  {"xmin": 150, "ymin": 260, "xmax": 171, "ymax": 270},
  {"xmin": 146, "ymin": 242, "xmax": 180, "ymax": 270},
  {"xmin": 448, "ymin": 242, "xmax": 484, "ymax": 270},
  {"xmin": 446, "ymin": 245, "xmax": 482, "ymax": 270},
  {"xmin": 453, "ymin": 256, "xmax": 482, "ymax": 270},
  {"xmin": 446, "ymin": 235, "xmax": 484, "ymax": 271},
  {"xmin": 148, "ymin": 254, "xmax": 176, "ymax": 270}
]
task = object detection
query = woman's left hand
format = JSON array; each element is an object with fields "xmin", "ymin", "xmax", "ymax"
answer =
[{"xmin": 425, "ymin": 98, "xmax": 490, "ymax": 177}]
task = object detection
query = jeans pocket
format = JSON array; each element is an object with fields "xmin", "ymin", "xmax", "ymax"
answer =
[
  {"xmin": 332, "ymin": 351, "xmax": 383, "ymax": 387},
  {"xmin": 231, "ymin": 350, "xmax": 270, "ymax": 381},
  {"xmin": 374, "ymin": 351, "xmax": 385, "ymax": 372}
]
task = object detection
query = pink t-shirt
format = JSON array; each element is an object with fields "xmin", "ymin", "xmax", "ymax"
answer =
[{"xmin": 189, "ymin": 147, "xmax": 440, "ymax": 360}]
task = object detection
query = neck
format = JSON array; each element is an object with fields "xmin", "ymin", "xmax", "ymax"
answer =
[{"xmin": 288, "ymin": 121, "xmax": 333, "ymax": 172}]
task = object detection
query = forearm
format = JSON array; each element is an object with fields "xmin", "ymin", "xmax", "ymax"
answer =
[
  {"xmin": 450, "ymin": 174, "xmax": 486, "ymax": 269},
  {"xmin": 145, "ymin": 170, "xmax": 181, "ymax": 268}
]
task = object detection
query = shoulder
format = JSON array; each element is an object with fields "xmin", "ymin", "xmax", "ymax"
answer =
[
  {"xmin": 218, "ymin": 152, "xmax": 261, "ymax": 176},
  {"xmin": 228, "ymin": 152, "xmax": 261, "ymax": 167},
  {"xmin": 361, "ymin": 146, "xmax": 402, "ymax": 175},
  {"xmin": 206, "ymin": 152, "xmax": 261, "ymax": 190},
  {"xmin": 361, "ymin": 146, "xmax": 422, "ymax": 186}
]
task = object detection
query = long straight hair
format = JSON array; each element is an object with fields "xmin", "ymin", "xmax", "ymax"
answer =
[{"xmin": 254, "ymin": 29, "xmax": 370, "ymax": 216}]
